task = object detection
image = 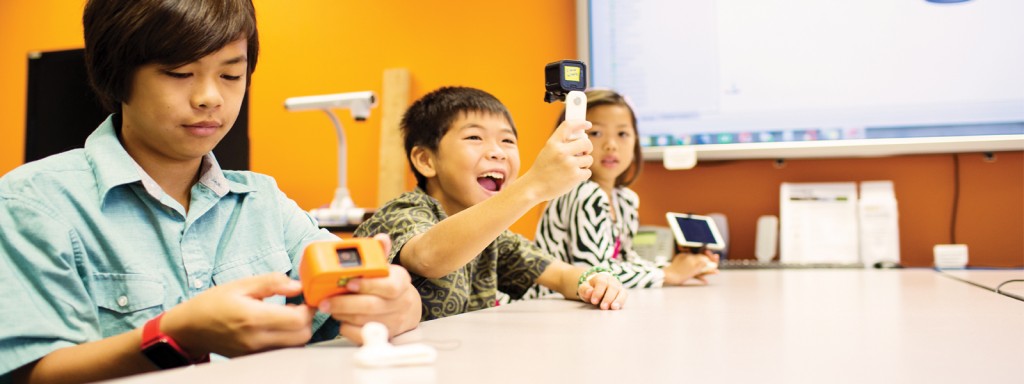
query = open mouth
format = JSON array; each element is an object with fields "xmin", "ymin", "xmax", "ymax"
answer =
[{"xmin": 477, "ymin": 171, "xmax": 505, "ymax": 192}]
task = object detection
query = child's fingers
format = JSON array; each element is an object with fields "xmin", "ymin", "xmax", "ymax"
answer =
[
  {"xmin": 577, "ymin": 282, "xmax": 593, "ymax": 303},
  {"xmin": 564, "ymin": 135, "xmax": 593, "ymax": 156},
  {"xmin": 588, "ymin": 276, "xmax": 609, "ymax": 306},
  {"xmin": 249, "ymin": 328, "xmax": 315, "ymax": 351},
  {"xmin": 575, "ymin": 169, "xmax": 592, "ymax": 182},
  {"xmin": 572, "ymin": 151, "xmax": 594, "ymax": 169},
  {"xmin": 557, "ymin": 120, "xmax": 593, "ymax": 142},
  {"xmin": 235, "ymin": 273, "xmax": 303, "ymax": 299},
  {"xmin": 339, "ymin": 323, "xmax": 366, "ymax": 345},
  {"xmin": 344, "ymin": 265, "xmax": 411, "ymax": 300},
  {"xmin": 703, "ymin": 250, "xmax": 720, "ymax": 263},
  {"xmin": 599, "ymin": 284, "xmax": 621, "ymax": 310},
  {"xmin": 603, "ymin": 286, "xmax": 627, "ymax": 310}
]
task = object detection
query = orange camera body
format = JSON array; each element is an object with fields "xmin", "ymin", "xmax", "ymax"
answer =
[{"xmin": 299, "ymin": 238, "xmax": 390, "ymax": 307}]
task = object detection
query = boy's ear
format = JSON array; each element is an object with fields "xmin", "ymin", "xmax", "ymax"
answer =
[{"xmin": 409, "ymin": 146, "xmax": 437, "ymax": 179}]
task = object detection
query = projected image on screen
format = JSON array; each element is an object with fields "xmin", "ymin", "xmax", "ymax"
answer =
[
  {"xmin": 676, "ymin": 217, "xmax": 716, "ymax": 244},
  {"xmin": 586, "ymin": 0, "xmax": 1024, "ymax": 148}
]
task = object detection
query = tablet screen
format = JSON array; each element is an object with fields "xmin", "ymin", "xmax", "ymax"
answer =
[
  {"xmin": 665, "ymin": 212, "xmax": 724, "ymax": 250},
  {"xmin": 674, "ymin": 216, "xmax": 717, "ymax": 244}
]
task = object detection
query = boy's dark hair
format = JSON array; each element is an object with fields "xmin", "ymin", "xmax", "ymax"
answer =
[
  {"xmin": 83, "ymin": 0, "xmax": 259, "ymax": 112},
  {"xmin": 402, "ymin": 86, "xmax": 517, "ymax": 190},
  {"xmin": 555, "ymin": 89, "xmax": 643, "ymax": 187}
]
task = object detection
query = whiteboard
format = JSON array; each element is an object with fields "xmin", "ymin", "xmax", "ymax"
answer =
[{"xmin": 578, "ymin": 0, "xmax": 1024, "ymax": 160}]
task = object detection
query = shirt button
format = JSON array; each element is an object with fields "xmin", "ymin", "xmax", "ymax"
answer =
[
  {"xmin": 193, "ymin": 279, "xmax": 204, "ymax": 289},
  {"xmin": 117, "ymin": 296, "xmax": 129, "ymax": 307}
]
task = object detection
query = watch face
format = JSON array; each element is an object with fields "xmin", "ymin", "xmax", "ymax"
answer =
[{"xmin": 142, "ymin": 340, "xmax": 191, "ymax": 369}]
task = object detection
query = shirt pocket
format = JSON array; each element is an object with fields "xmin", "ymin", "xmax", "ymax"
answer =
[
  {"xmin": 212, "ymin": 248, "xmax": 293, "ymax": 285},
  {"xmin": 93, "ymin": 273, "xmax": 165, "ymax": 337}
]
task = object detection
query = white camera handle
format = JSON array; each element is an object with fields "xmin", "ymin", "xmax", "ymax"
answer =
[{"xmin": 564, "ymin": 90, "xmax": 587, "ymax": 141}]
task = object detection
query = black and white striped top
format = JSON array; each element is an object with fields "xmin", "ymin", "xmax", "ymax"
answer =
[{"xmin": 518, "ymin": 181, "xmax": 665, "ymax": 301}]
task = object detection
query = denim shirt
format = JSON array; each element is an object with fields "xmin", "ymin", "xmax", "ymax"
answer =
[{"xmin": 0, "ymin": 115, "xmax": 336, "ymax": 377}]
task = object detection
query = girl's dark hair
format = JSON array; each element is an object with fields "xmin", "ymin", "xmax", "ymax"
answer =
[
  {"xmin": 555, "ymin": 89, "xmax": 643, "ymax": 187},
  {"xmin": 401, "ymin": 86, "xmax": 516, "ymax": 190},
  {"xmin": 83, "ymin": 0, "xmax": 259, "ymax": 112}
]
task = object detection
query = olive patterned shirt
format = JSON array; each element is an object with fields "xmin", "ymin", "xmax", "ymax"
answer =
[{"xmin": 354, "ymin": 189, "xmax": 553, "ymax": 321}]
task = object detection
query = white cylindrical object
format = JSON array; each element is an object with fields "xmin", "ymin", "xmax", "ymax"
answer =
[
  {"xmin": 564, "ymin": 90, "xmax": 587, "ymax": 141},
  {"xmin": 565, "ymin": 90, "xmax": 587, "ymax": 121},
  {"xmin": 755, "ymin": 215, "xmax": 778, "ymax": 263}
]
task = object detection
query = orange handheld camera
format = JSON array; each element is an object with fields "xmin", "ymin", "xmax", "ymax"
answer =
[{"xmin": 299, "ymin": 238, "xmax": 390, "ymax": 307}]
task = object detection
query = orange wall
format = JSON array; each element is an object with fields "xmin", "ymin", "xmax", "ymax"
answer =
[
  {"xmin": 2, "ymin": 2, "xmax": 1022, "ymax": 267},
  {"xmin": 0, "ymin": 1, "xmax": 86, "ymax": 174},
  {"xmin": 634, "ymin": 152, "xmax": 1024, "ymax": 267},
  {"xmin": 0, "ymin": 0, "xmax": 573, "ymax": 236}
]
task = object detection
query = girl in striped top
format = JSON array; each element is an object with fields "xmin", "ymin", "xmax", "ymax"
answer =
[{"xmin": 526, "ymin": 89, "xmax": 719, "ymax": 299}]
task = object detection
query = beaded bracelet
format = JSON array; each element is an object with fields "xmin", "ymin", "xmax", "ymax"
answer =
[{"xmin": 577, "ymin": 266, "xmax": 614, "ymax": 288}]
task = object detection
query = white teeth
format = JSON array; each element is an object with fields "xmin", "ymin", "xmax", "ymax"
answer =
[{"xmin": 480, "ymin": 172, "xmax": 504, "ymax": 179}]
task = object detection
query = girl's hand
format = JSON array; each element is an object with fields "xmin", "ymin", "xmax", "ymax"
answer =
[
  {"xmin": 663, "ymin": 251, "xmax": 718, "ymax": 286},
  {"xmin": 692, "ymin": 250, "xmax": 720, "ymax": 284},
  {"xmin": 578, "ymin": 272, "xmax": 628, "ymax": 310}
]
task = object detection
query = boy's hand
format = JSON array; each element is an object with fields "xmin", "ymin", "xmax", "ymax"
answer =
[
  {"xmin": 318, "ymin": 234, "xmax": 421, "ymax": 344},
  {"xmin": 519, "ymin": 120, "xmax": 594, "ymax": 201},
  {"xmin": 578, "ymin": 272, "xmax": 628, "ymax": 310},
  {"xmin": 161, "ymin": 273, "xmax": 316, "ymax": 358},
  {"xmin": 320, "ymin": 264, "xmax": 421, "ymax": 344}
]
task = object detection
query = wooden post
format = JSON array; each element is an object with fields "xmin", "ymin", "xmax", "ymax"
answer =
[{"xmin": 378, "ymin": 68, "xmax": 411, "ymax": 206}]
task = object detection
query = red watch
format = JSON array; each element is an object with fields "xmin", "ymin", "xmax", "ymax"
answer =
[{"xmin": 140, "ymin": 313, "xmax": 209, "ymax": 369}]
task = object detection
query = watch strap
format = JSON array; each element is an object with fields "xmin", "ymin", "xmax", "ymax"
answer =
[{"xmin": 141, "ymin": 313, "xmax": 209, "ymax": 368}]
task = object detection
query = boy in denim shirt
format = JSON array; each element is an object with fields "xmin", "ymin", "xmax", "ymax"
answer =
[{"xmin": 0, "ymin": 1, "xmax": 420, "ymax": 382}]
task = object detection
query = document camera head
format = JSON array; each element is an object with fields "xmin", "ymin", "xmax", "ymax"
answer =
[{"xmin": 284, "ymin": 91, "xmax": 378, "ymax": 121}]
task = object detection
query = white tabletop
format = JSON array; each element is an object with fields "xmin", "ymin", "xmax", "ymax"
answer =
[
  {"xmin": 105, "ymin": 269, "xmax": 1024, "ymax": 384},
  {"xmin": 938, "ymin": 269, "xmax": 1024, "ymax": 299}
]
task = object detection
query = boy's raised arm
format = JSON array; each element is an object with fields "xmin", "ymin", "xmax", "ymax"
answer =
[{"xmin": 400, "ymin": 120, "xmax": 593, "ymax": 279}]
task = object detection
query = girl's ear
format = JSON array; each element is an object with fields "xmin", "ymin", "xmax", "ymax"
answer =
[{"xmin": 410, "ymin": 146, "xmax": 437, "ymax": 179}]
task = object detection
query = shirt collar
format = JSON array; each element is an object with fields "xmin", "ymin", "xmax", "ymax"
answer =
[
  {"xmin": 85, "ymin": 114, "xmax": 254, "ymax": 204},
  {"xmin": 412, "ymin": 187, "xmax": 449, "ymax": 220}
]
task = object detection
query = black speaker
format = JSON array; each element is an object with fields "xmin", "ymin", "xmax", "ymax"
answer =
[{"xmin": 25, "ymin": 48, "xmax": 250, "ymax": 170}]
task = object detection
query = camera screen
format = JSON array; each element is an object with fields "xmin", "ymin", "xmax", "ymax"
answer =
[
  {"xmin": 564, "ymin": 65, "xmax": 581, "ymax": 82},
  {"xmin": 675, "ymin": 217, "xmax": 716, "ymax": 244},
  {"xmin": 561, "ymin": 64, "xmax": 585, "ymax": 90},
  {"xmin": 336, "ymin": 248, "xmax": 362, "ymax": 268}
]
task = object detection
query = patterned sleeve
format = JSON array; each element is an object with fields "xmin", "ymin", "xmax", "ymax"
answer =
[
  {"xmin": 536, "ymin": 182, "xmax": 608, "ymax": 263},
  {"xmin": 538, "ymin": 182, "xmax": 664, "ymax": 288},
  {"xmin": 353, "ymin": 191, "xmax": 441, "ymax": 264},
  {"xmin": 494, "ymin": 231, "xmax": 553, "ymax": 300},
  {"xmin": 609, "ymin": 187, "xmax": 665, "ymax": 288}
]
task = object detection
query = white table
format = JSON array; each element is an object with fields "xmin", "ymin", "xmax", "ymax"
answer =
[
  {"xmin": 938, "ymin": 269, "xmax": 1024, "ymax": 299},
  {"xmin": 105, "ymin": 270, "xmax": 1024, "ymax": 384}
]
